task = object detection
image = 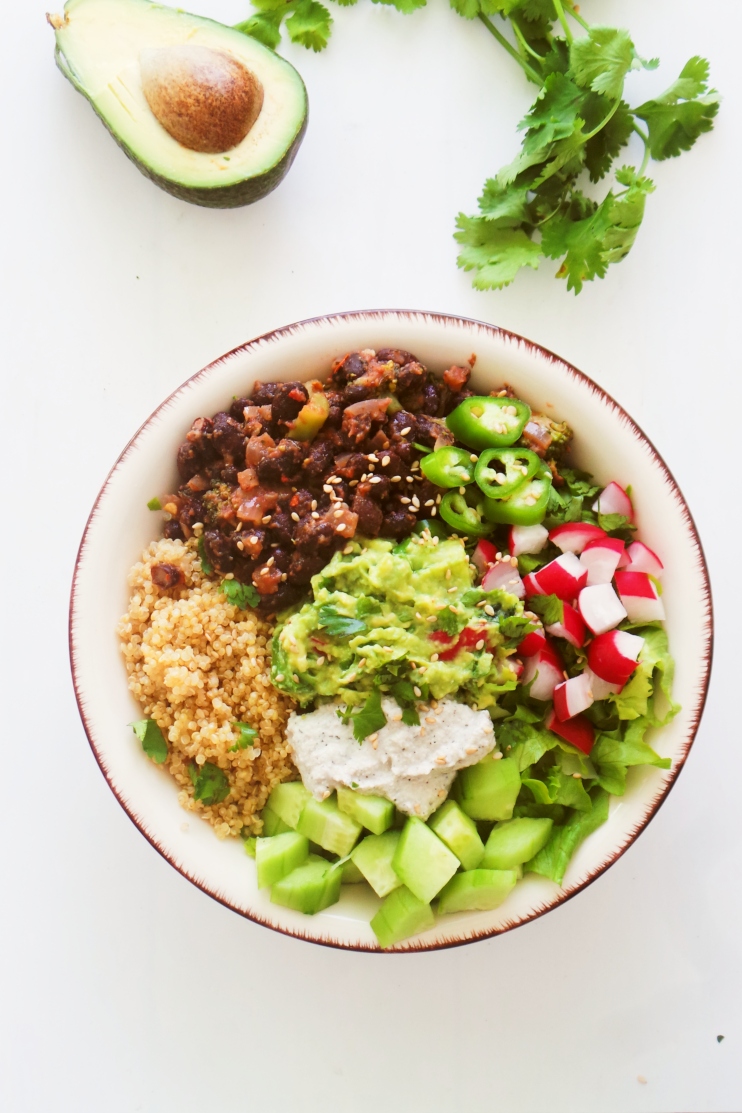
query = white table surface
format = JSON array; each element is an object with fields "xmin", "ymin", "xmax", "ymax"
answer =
[{"xmin": 1, "ymin": 2, "xmax": 739, "ymax": 1110}]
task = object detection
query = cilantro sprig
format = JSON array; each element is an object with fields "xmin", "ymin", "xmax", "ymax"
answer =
[{"xmin": 236, "ymin": 0, "xmax": 719, "ymax": 294}]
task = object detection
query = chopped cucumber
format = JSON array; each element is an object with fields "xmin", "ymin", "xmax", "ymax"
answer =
[
  {"xmin": 337, "ymin": 787, "xmax": 394, "ymax": 835},
  {"xmin": 270, "ymin": 855, "xmax": 342, "ymax": 915},
  {"xmin": 261, "ymin": 805, "xmax": 293, "ymax": 836},
  {"xmin": 481, "ymin": 818, "xmax": 553, "ymax": 869},
  {"xmin": 266, "ymin": 782, "xmax": 311, "ymax": 829},
  {"xmin": 296, "ymin": 794, "xmax": 363, "ymax": 857},
  {"xmin": 392, "ymin": 817, "xmax": 459, "ymax": 904},
  {"xmin": 256, "ymin": 831, "xmax": 309, "ymax": 889},
  {"xmin": 437, "ymin": 869, "xmax": 518, "ymax": 915},
  {"xmin": 350, "ymin": 831, "xmax": 403, "ymax": 898},
  {"xmin": 371, "ymin": 885, "xmax": 435, "ymax": 949},
  {"xmin": 340, "ymin": 858, "xmax": 365, "ymax": 884},
  {"xmin": 244, "ymin": 836, "xmax": 257, "ymax": 858},
  {"xmin": 455, "ymin": 757, "xmax": 521, "ymax": 821},
  {"xmin": 428, "ymin": 800, "xmax": 485, "ymax": 870}
]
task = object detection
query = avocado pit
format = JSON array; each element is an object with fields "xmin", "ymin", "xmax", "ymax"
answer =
[{"xmin": 140, "ymin": 44, "xmax": 264, "ymax": 154}]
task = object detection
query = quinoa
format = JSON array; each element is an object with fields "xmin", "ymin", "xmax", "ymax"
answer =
[{"xmin": 118, "ymin": 537, "xmax": 297, "ymax": 838}]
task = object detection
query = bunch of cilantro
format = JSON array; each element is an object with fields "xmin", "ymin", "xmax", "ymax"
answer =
[{"xmin": 236, "ymin": 0, "xmax": 719, "ymax": 294}]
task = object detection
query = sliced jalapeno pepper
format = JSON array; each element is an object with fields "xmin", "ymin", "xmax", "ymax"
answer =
[
  {"xmin": 439, "ymin": 491, "xmax": 495, "ymax": 537},
  {"xmin": 482, "ymin": 470, "xmax": 552, "ymax": 526},
  {"xmin": 420, "ymin": 446, "xmax": 476, "ymax": 488},
  {"xmin": 447, "ymin": 396, "xmax": 531, "ymax": 451},
  {"xmin": 474, "ymin": 447, "xmax": 541, "ymax": 500}
]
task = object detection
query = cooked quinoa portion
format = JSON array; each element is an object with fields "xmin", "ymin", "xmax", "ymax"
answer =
[{"xmin": 118, "ymin": 537, "xmax": 297, "ymax": 838}]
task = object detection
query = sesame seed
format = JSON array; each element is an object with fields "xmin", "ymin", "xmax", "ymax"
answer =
[
  {"xmin": 413, "ymin": 686, "xmax": 422, "ymax": 698},
  {"xmin": 572, "ymin": 772, "xmax": 582, "ymax": 779},
  {"xmin": 236, "ymin": 540, "xmax": 244, "ymax": 551},
  {"xmin": 311, "ymin": 500, "xmax": 318, "ymax": 510},
  {"xmin": 426, "ymin": 715, "xmax": 436, "ymax": 724},
  {"xmin": 430, "ymin": 653, "xmax": 439, "ymax": 662},
  {"xmin": 349, "ymin": 479, "xmax": 359, "ymax": 486},
  {"xmin": 382, "ymin": 455, "xmax": 391, "ymax": 467},
  {"xmin": 371, "ymin": 738, "xmax": 378, "ymax": 749},
  {"xmin": 391, "ymin": 476, "xmax": 402, "ymax": 482},
  {"xmin": 337, "ymin": 523, "xmax": 346, "ymax": 532},
  {"xmin": 470, "ymin": 454, "xmax": 478, "ymax": 462},
  {"xmin": 293, "ymin": 674, "xmax": 299, "ymax": 683},
  {"xmin": 419, "ymin": 727, "xmax": 426, "ymax": 736},
  {"xmin": 291, "ymin": 512, "xmax": 300, "ymax": 522},
  {"xmin": 343, "ymin": 544, "xmax": 353, "ymax": 554},
  {"xmin": 333, "ymin": 508, "xmax": 343, "ymax": 518},
  {"xmin": 261, "ymin": 515, "xmax": 272, "ymax": 524},
  {"xmin": 368, "ymin": 732, "xmax": 378, "ymax": 743},
  {"xmin": 447, "ymin": 586, "xmax": 457, "ymax": 594},
  {"xmin": 436, "ymin": 494, "xmax": 442, "ymax": 503},
  {"xmin": 401, "ymin": 497, "xmax": 411, "ymax": 504},
  {"xmin": 275, "ymin": 674, "xmax": 285, "ymax": 683},
  {"xmin": 400, "ymin": 427, "xmax": 411, "ymax": 436},
  {"xmin": 476, "ymin": 639, "xmax": 485, "ymax": 650},
  {"xmin": 370, "ymin": 476, "xmax": 382, "ymax": 484},
  {"xmin": 367, "ymin": 465, "xmax": 375, "ymax": 472},
  {"xmin": 424, "ymin": 499, "xmax": 435, "ymax": 507},
  {"xmin": 391, "ymin": 711, "xmax": 403, "ymax": 721},
  {"xmin": 412, "ymin": 496, "xmax": 420, "ymax": 508},
  {"xmin": 367, "ymin": 454, "xmax": 379, "ymax": 463},
  {"xmin": 493, "ymin": 751, "xmax": 503, "ymax": 760},
  {"xmin": 406, "ymin": 476, "xmax": 414, "ymax": 483},
  {"xmin": 431, "ymin": 508, "xmax": 437, "ymax": 516},
  {"xmin": 280, "ymin": 573, "xmax": 287, "ymax": 581},
  {"xmin": 484, "ymin": 605, "xmax": 495, "ymax": 616},
  {"xmin": 426, "ymin": 615, "xmax": 436, "ymax": 623},
  {"xmin": 316, "ymin": 657, "xmax": 325, "ymax": 667},
  {"xmin": 435, "ymin": 755, "xmax": 447, "ymax": 765},
  {"xmin": 445, "ymin": 569, "xmax": 451, "ymax": 580},
  {"xmin": 465, "ymin": 746, "xmax": 478, "ymax": 755}
]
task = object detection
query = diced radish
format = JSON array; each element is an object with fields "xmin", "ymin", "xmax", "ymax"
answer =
[
  {"xmin": 587, "ymin": 630, "xmax": 644, "ymax": 685},
  {"xmin": 617, "ymin": 548, "xmax": 631, "ymax": 568},
  {"xmin": 523, "ymin": 572, "xmax": 544, "ymax": 597},
  {"xmin": 472, "ymin": 539, "xmax": 498, "ymax": 576},
  {"xmin": 583, "ymin": 667, "xmax": 623, "ymax": 701},
  {"xmin": 549, "ymin": 522, "xmax": 606, "ymax": 554},
  {"xmin": 509, "ymin": 523, "xmax": 549, "ymax": 557},
  {"xmin": 592, "ymin": 481, "xmax": 634, "ymax": 522},
  {"xmin": 614, "ymin": 571, "xmax": 665, "ymax": 623},
  {"xmin": 625, "ymin": 541, "xmax": 664, "ymax": 578},
  {"xmin": 578, "ymin": 584, "xmax": 627, "ymax": 634},
  {"xmin": 553, "ymin": 672, "xmax": 595, "ymax": 720},
  {"xmin": 528, "ymin": 552, "xmax": 587, "ymax": 601},
  {"xmin": 545, "ymin": 708, "xmax": 595, "ymax": 755},
  {"xmin": 522, "ymin": 642, "xmax": 563, "ymax": 701},
  {"xmin": 579, "ymin": 537, "xmax": 625, "ymax": 585},
  {"xmin": 482, "ymin": 559, "xmax": 525, "ymax": 599},
  {"xmin": 510, "ymin": 658, "xmax": 524, "ymax": 680},
  {"xmin": 518, "ymin": 626, "xmax": 546, "ymax": 657},
  {"xmin": 545, "ymin": 602, "xmax": 586, "ymax": 648}
]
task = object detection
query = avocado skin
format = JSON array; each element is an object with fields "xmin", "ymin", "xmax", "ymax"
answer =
[{"xmin": 54, "ymin": 43, "xmax": 308, "ymax": 209}]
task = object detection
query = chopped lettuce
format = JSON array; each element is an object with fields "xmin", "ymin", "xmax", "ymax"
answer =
[{"xmin": 525, "ymin": 790, "xmax": 610, "ymax": 885}]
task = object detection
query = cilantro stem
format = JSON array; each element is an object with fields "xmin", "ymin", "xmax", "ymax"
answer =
[
  {"xmin": 582, "ymin": 96, "xmax": 621, "ymax": 141},
  {"xmin": 563, "ymin": 2, "xmax": 589, "ymax": 32},
  {"xmin": 478, "ymin": 13, "xmax": 543, "ymax": 87},
  {"xmin": 632, "ymin": 122, "xmax": 651, "ymax": 175},
  {"xmin": 553, "ymin": 0, "xmax": 573, "ymax": 45},
  {"xmin": 511, "ymin": 19, "xmax": 545, "ymax": 63}
]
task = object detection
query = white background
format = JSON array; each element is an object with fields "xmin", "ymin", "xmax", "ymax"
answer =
[{"xmin": 1, "ymin": 1, "xmax": 739, "ymax": 1111}]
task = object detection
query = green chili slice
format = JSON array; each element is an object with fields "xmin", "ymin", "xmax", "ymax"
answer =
[
  {"xmin": 446, "ymin": 396, "xmax": 531, "ymax": 450},
  {"xmin": 482, "ymin": 471, "xmax": 552, "ymax": 526},
  {"xmin": 474, "ymin": 447, "xmax": 541, "ymax": 500},
  {"xmin": 439, "ymin": 491, "xmax": 495, "ymax": 537},
  {"xmin": 420, "ymin": 446, "xmax": 476, "ymax": 488}
]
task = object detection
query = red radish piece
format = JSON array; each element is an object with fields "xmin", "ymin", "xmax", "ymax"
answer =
[
  {"xmin": 545, "ymin": 602, "xmax": 586, "ymax": 648},
  {"xmin": 579, "ymin": 537, "xmax": 625, "ymax": 585},
  {"xmin": 472, "ymin": 539, "xmax": 498, "ymax": 576},
  {"xmin": 578, "ymin": 584, "xmax": 627, "ymax": 634},
  {"xmin": 592, "ymin": 481, "xmax": 634, "ymax": 521},
  {"xmin": 523, "ymin": 572, "xmax": 544, "ymax": 597},
  {"xmin": 522, "ymin": 642, "xmax": 564, "ymax": 701},
  {"xmin": 518, "ymin": 626, "xmax": 546, "ymax": 657},
  {"xmin": 625, "ymin": 541, "xmax": 664, "ymax": 578},
  {"xmin": 587, "ymin": 629, "xmax": 644, "ymax": 685},
  {"xmin": 583, "ymin": 667, "xmax": 623, "ymax": 701},
  {"xmin": 510, "ymin": 658, "xmax": 524, "ymax": 680},
  {"xmin": 545, "ymin": 708, "xmax": 595, "ymax": 755},
  {"xmin": 527, "ymin": 552, "xmax": 587, "ymax": 601},
  {"xmin": 481, "ymin": 560, "xmax": 525, "ymax": 599},
  {"xmin": 553, "ymin": 672, "xmax": 595, "ymax": 720},
  {"xmin": 509, "ymin": 523, "xmax": 549, "ymax": 557},
  {"xmin": 617, "ymin": 547, "xmax": 631, "ymax": 568},
  {"xmin": 436, "ymin": 626, "xmax": 488, "ymax": 661},
  {"xmin": 549, "ymin": 522, "xmax": 606, "ymax": 554},
  {"xmin": 614, "ymin": 571, "xmax": 665, "ymax": 623}
]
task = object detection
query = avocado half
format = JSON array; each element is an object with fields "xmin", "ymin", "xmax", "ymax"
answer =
[{"xmin": 49, "ymin": 0, "xmax": 308, "ymax": 208}]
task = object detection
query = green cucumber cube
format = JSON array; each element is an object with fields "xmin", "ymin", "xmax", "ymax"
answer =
[
  {"xmin": 481, "ymin": 817, "xmax": 553, "ymax": 869},
  {"xmin": 267, "ymin": 782, "xmax": 312, "ymax": 829},
  {"xmin": 340, "ymin": 858, "xmax": 365, "ymax": 884},
  {"xmin": 270, "ymin": 855, "xmax": 342, "ymax": 915},
  {"xmin": 256, "ymin": 831, "xmax": 309, "ymax": 889},
  {"xmin": 244, "ymin": 836, "xmax": 257, "ymax": 858},
  {"xmin": 371, "ymin": 886, "xmax": 435, "ymax": 949},
  {"xmin": 296, "ymin": 794, "xmax": 363, "ymax": 857},
  {"xmin": 428, "ymin": 800, "xmax": 485, "ymax": 870},
  {"xmin": 456, "ymin": 757, "xmax": 521, "ymax": 821},
  {"xmin": 337, "ymin": 787, "xmax": 394, "ymax": 835},
  {"xmin": 392, "ymin": 817, "xmax": 459, "ymax": 904},
  {"xmin": 437, "ymin": 869, "xmax": 518, "ymax": 915},
  {"xmin": 350, "ymin": 831, "xmax": 403, "ymax": 898},
  {"xmin": 261, "ymin": 805, "xmax": 293, "ymax": 836}
]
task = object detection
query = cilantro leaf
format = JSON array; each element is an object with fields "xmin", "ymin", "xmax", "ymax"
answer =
[
  {"xmin": 349, "ymin": 688, "xmax": 387, "ymax": 742},
  {"xmin": 132, "ymin": 719, "xmax": 168, "ymax": 764},
  {"xmin": 583, "ymin": 98, "xmax": 633, "ymax": 181},
  {"xmin": 527, "ymin": 593, "xmax": 563, "ymax": 627},
  {"xmin": 235, "ymin": 10, "xmax": 283, "ymax": 50},
  {"xmin": 455, "ymin": 218, "xmax": 541, "ymax": 290},
  {"xmin": 229, "ymin": 722, "xmax": 259, "ymax": 751},
  {"xmin": 147, "ymin": 497, "xmax": 162, "ymax": 511},
  {"xmin": 433, "ymin": 608, "xmax": 461, "ymax": 636},
  {"xmin": 317, "ymin": 605, "xmax": 367, "ymax": 639},
  {"xmin": 286, "ymin": 0, "xmax": 333, "ymax": 50},
  {"xmin": 189, "ymin": 762, "xmax": 230, "ymax": 805},
  {"xmin": 401, "ymin": 707, "xmax": 420, "ymax": 727},
  {"xmin": 570, "ymin": 27, "xmax": 635, "ymax": 100},
  {"xmin": 477, "ymin": 181, "xmax": 530, "ymax": 227},
  {"xmin": 598, "ymin": 512, "xmax": 635, "ymax": 535},
  {"xmin": 389, "ymin": 680, "xmax": 421, "ymax": 726},
  {"xmin": 221, "ymin": 579, "xmax": 261, "ymax": 609},
  {"xmin": 519, "ymin": 73, "xmax": 586, "ymax": 151},
  {"xmin": 197, "ymin": 536, "xmax": 213, "ymax": 576},
  {"xmin": 634, "ymin": 56, "xmax": 720, "ymax": 161},
  {"xmin": 371, "ymin": 0, "xmax": 427, "ymax": 12}
]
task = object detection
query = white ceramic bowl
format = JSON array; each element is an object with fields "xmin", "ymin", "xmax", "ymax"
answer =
[{"xmin": 70, "ymin": 310, "xmax": 712, "ymax": 951}]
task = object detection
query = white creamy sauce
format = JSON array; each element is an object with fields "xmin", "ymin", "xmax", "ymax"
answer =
[{"xmin": 286, "ymin": 698, "xmax": 496, "ymax": 820}]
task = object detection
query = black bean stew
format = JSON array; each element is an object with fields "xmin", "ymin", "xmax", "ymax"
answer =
[{"xmin": 161, "ymin": 349, "xmax": 476, "ymax": 612}]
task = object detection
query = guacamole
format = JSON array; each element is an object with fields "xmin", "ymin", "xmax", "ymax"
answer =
[{"xmin": 270, "ymin": 535, "xmax": 532, "ymax": 711}]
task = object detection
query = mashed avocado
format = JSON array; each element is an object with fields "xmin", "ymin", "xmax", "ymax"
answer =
[{"xmin": 270, "ymin": 535, "xmax": 532, "ymax": 711}]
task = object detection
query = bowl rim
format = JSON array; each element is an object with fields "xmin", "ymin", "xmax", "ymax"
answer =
[{"xmin": 69, "ymin": 308, "xmax": 714, "ymax": 952}]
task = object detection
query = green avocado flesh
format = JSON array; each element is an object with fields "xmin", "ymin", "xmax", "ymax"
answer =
[
  {"xmin": 271, "ymin": 536, "xmax": 526, "ymax": 709},
  {"xmin": 50, "ymin": 0, "xmax": 308, "ymax": 207}
]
